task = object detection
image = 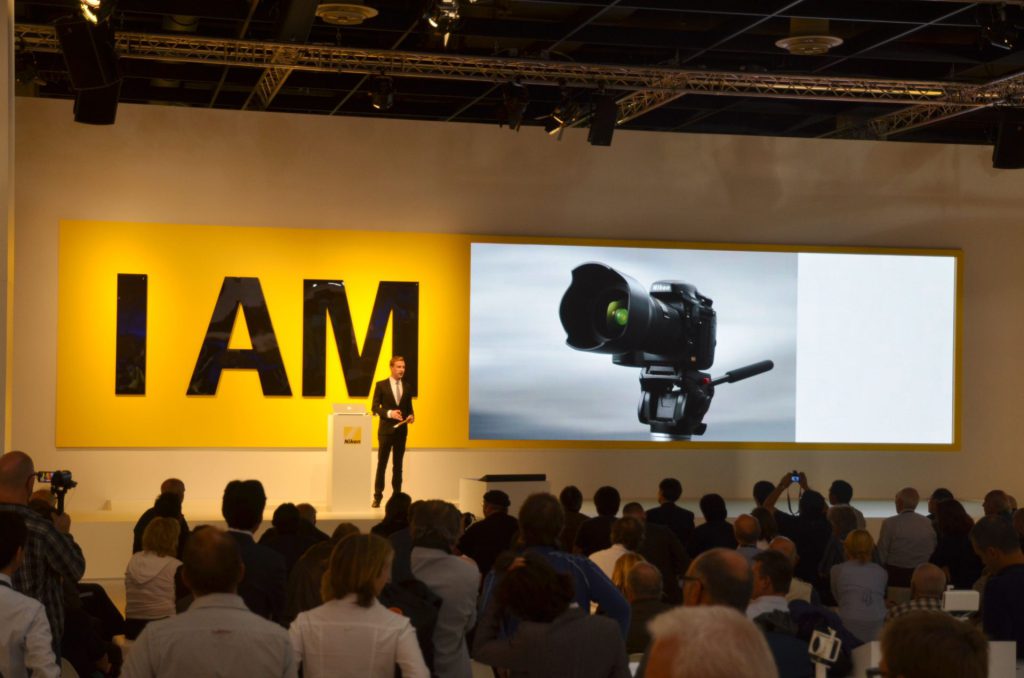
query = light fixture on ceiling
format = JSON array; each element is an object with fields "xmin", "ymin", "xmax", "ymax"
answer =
[
  {"xmin": 775, "ymin": 18, "xmax": 843, "ymax": 56},
  {"xmin": 979, "ymin": 5, "xmax": 1019, "ymax": 50},
  {"xmin": 315, "ymin": 2, "xmax": 379, "ymax": 27},
  {"xmin": 543, "ymin": 85, "xmax": 580, "ymax": 140},
  {"xmin": 371, "ymin": 75, "xmax": 395, "ymax": 111},
  {"xmin": 425, "ymin": 0, "xmax": 473, "ymax": 47},
  {"xmin": 80, "ymin": 0, "xmax": 101, "ymax": 24}
]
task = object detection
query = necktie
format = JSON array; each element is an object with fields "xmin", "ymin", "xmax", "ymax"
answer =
[{"xmin": 396, "ymin": 381, "xmax": 402, "ymax": 403}]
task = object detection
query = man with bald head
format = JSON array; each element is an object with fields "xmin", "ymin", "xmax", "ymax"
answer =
[
  {"xmin": 132, "ymin": 478, "xmax": 190, "ymax": 555},
  {"xmin": 624, "ymin": 561, "xmax": 672, "ymax": 654},
  {"xmin": 885, "ymin": 563, "xmax": 948, "ymax": 622},
  {"xmin": 768, "ymin": 536, "xmax": 818, "ymax": 605},
  {"xmin": 0, "ymin": 451, "xmax": 86, "ymax": 656},
  {"xmin": 878, "ymin": 487, "xmax": 936, "ymax": 587},
  {"xmin": 733, "ymin": 514, "xmax": 762, "ymax": 563},
  {"xmin": 683, "ymin": 547, "xmax": 752, "ymax": 610},
  {"xmin": 122, "ymin": 527, "xmax": 295, "ymax": 678}
]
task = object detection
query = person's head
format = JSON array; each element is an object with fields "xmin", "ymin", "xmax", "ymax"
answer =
[
  {"xmin": 699, "ymin": 493, "xmax": 728, "ymax": 522},
  {"xmin": 496, "ymin": 552, "xmax": 574, "ymax": 623},
  {"xmin": 160, "ymin": 478, "xmax": 186, "ymax": 499},
  {"xmin": 612, "ymin": 552, "xmax": 645, "ymax": 593},
  {"xmin": 798, "ymin": 490, "xmax": 827, "ymax": 520},
  {"xmin": 658, "ymin": 478, "xmax": 683, "ymax": 504},
  {"xmin": 928, "ymin": 487, "xmax": 954, "ymax": 515},
  {"xmin": 389, "ymin": 355, "xmax": 406, "ymax": 380},
  {"xmin": 750, "ymin": 507, "xmax": 777, "ymax": 542},
  {"xmin": 625, "ymin": 561, "xmax": 663, "ymax": 603},
  {"xmin": 983, "ymin": 489, "xmax": 1011, "ymax": 517},
  {"xmin": 271, "ymin": 503, "xmax": 302, "ymax": 535},
  {"xmin": 559, "ymin": 485, "xmax": 583, "ymax": 513},
  {"xmin": 970, "ymin": 514, "xmax": 1023, "ymax": 572},
  {"xmin": 482, "ymin": 490, "xmax": 511, "ymax": 517},
  {"xmin": 751, "ymin": 549, "xmax": 793, "ymax": 599},
  {"xmin": 1009, "ymin": 495, "xmax": 1018, "ymax": 511},
  {"xmin": 895, "ymin": 487, "xmax": 920, "ymax": 513},
  {"xmin": 752, "ymin": 480, "xmax": 775, "ymax": 507},
  {"xmin": 621, "ymin": 501, "xmax": 646, "ymax": 521},
  {"xmin": 221, "ymin": 479, "xmax": 267, "ymax": 532},
  {"xmin": 410, "ymin": 499, "xmax": 461, "ymax": 547},
  {"xmin": 880, "ymin": 611, "xmax": 987, "ymax": 678},
  {"xmin": 843, "ymin": 529, "xmax": 875, "ymax": 563},
  {"xmin": 684, "ymin": 548, "xmax": 752, "ymax": 611},
  {"xmin": 910, "ymin": 563, "xmax": 947, "ymax": 600},
  {"xmin": 322, "ymin": 533, "xmax": 393, "ymax": 607},
  {"xmin": 0, "ymin": 451, "xmax": 36, "ymax": 504},
  {"xmin": 142, "ymin": 516, "xmax": 181, "ymax": 558},
  {"xmin": 296, "ymin": 503, "xmax": 317, "ymax": 525},
  {"xmin": 733, "ymin": 514, "xmax": 760, "ymax": 547},
  {"xmin": 610, "ymin": 516, "xmax": 645, "ymax": 551},
  {"xmin": 384, "ymin": 492, "xmax": 412, "ymax": 522},
  {"xmin": 518, "ymin": 493, "xmax": 564, "ymax": 547},
  {"xmin": 936, "ymin": 499, "xmax": 974, "ymax": 537},
  {"xmin": 1013, "ymin": 509, "xmax": 1024, "ymax": 539},
  {"xmin": 768, "ymin": 536, "xmax": 798, "ymax": 567},
  {"xmin": 0, "ymin": 511, "xmax": 28, "ymax": 574},
  {"xmin": 828, "ymin": 480, "xmax": 854, "ymax": 506},
  {"xmin": 594, "ymin": 486, "xmax": 621, "ymax": 517},
  {"xmin": 330, "ymin": 522, "xmax": 360, "ymax": 543},
  {"xmin": 646, "ymin": 606, "xmax": 778, "ymax": 678},
  {"xmin": 153, "ymin": 491, "xmax": 184, "ymax": 519},
  {"xmin": 827, "ymin": 505, "xmax": 859, "ymax": 538},
  {"xmin": 182, "ymin": 527, "xmax": 244, "ymax": 596}
]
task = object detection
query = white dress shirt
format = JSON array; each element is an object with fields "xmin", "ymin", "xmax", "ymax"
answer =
[
  {"xmin": 589, "ymin": 544, "xmax": 632, "ymax": 580},
  {"xmin": 289, "ymin": 595, "xmax": 428, "ymax": 678},
  {"xmin": 0, "ymin": 573, "xmax": 60, "ymax": 678}
]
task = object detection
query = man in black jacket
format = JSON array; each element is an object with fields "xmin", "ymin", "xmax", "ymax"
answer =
[
  {"xmin": 222, "ymin": 479, "xmax": 287, "ymax": 625},
  {"xmin": 371, "ymin": 356, "xmax": 415, "ymax": 508},
  {"xmin": 457, "ymin": 490, "xmax": 519, "ymax": 577},
  {"xmin": 132, "ymin": 478, "xmax": 189, "ymax": 557},
  {"xmin": 646, "ymin": 477, "xmax": 695, "ymax": 549}
]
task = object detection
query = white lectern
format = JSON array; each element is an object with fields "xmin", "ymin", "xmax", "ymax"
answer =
[{"xmin": 327, "ymin": 410, "xmax": 373, "ymax": 513}]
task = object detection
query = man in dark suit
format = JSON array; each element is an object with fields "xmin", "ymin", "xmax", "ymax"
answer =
[
  {"xmin": 646, "ymin": 477, "xmax": 696, "ymax": 548},
  {"xmin": 623, "ymin": 502, "xmax": 689, "ymax": 604},
  {"xmin": 221, "ymin": 479, "xmax": 287, "ymax": 625},
  {"xmin": 371, "ymin": 355, "xmax": 415, "ymax": 508},
  {"xmin": 457, "ymin": 490, "xmax": 519, "ymax": 577}
]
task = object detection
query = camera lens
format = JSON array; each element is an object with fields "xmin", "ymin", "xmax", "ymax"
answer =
[{"xmin": 599, "ymin": 294, "xmax": 629, "ymax": 338}]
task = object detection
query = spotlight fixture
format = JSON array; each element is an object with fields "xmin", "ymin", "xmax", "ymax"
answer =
[
  {"xmin": 371, "ymin": 76, "xmax": 395, "ymax": 111},
  {"xmin": 500, "ymin": 80, "xmax": 529, "ymax": 131},
  {"xmin": 424, "ymin": 0, "xmax": 462, "ymax": 46},
  {"xmin": 980, "ymin": 4, "xmax": 1019, "ymax": 50},
  {"xmin": 80, "ymin": 0, "xmax": 101, "ymax": 24},
  {"xmin": 543, "ymin": 85, "xmax": 581, "ymax": 140}
]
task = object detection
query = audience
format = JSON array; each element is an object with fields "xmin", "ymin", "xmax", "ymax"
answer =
[
  {"xmin": 733, "ymin": 514, "xmax": 762, "ymax": 563},
  {"xmin": 123, "ymin": 527, "xmax": 295, "ymax": 677},
  {"xmin": 473, "ymin": 553, "xmax": 629, "ymax": 677},
  {"xmin": 878, "ymin": 487, "xmax": 936, "ymax": 587},
  {"xmin": 831, "ymin": 529, "xmax": 888, "ymax": 643},
  {"xmin": 646, "ymin": 478, "xmax": 695, "ymax": 548},
  {"xmin": 610, "ymin": 552, "xmax": 645, "ymax": 597},
  {"xmin": 752, "ymin": 480, "xmax": 775, "ymax": 509},
  {"xmin": 683, "ymin": 547, "xmax": 752, "ymax": 611},
  {"xmin": 222, "ymin": 479, "xmax": 288, "ymax": 623},
  {"xmin": 456, "ymin": 490, "xmax": 519, "ymax": 577},
  {"xmin": 285, "ymin": 522, "xmax": 360, "ymax": 624},
  {"xmin": 409, "ymin": 500, "xmax": 479, "ymax": 678},
  {"xmin": 294, "ymin": 503, "xmax": 330, "ymax": 542},
  {"xmin": 747, "ymin": 549, "xmax": 816, "ymax": 678},
  {"xmin": 687, "ymin": 494, "xmax": 737, "ymax": 558},
  {"xmin": 983, "ymin": 489, "xmax": 1013, "ymax": 519},
  {"xmin": 0, "ymin": 451, "xmax": 85, "ymax": 657},
  {"xmin": 971, "ymin": 514, "xmax": 1024, "ymax": 657},
  {"xmin": 624, "ymin": 561, "xmax": 671, "ymax": 654},
  {"xmin": 880, "ymin": 611, "xmax": 987, "ymax": 678},
  {"xmin": 645, "ymin": 606, "xmax": 778, "ymax": 678},
  {"xmin": 750, "ymin": 506, "xmax": 777, "ymax": 547},
  {"xmin": 289, "ymin": 533, "xmax": 428, "ymax": 678},
  {"xmin": 258, "ymin": 503, "xmax": 327, "ymax": 576},
  {"xmin": 124, "ymin": 517, "xmax": 183, "ymax": 640},
  {"xmin": 622, "ymin": 501, "xmax": 689, "ymax": 605},
  {"xmin": 768, "ymin": 536, "xmax": 818, "ymax": 605},
  {"xmin": 575, "ymin": 486, "xmax": 621, "ymax": 555},
  {"xmin": 371, "ymin": 492, "xmax": 412, "ymax": 538},
  {"xmin": 929, "ymin": 498, "xmax": 983, "ymax": 589},
  {"xmin": 818, "ymin": 504, "xmax": 860, "ymax": 605},
  {"xmin": 827, "ymin": 480, "xmax": 866, "ymax": 529},
  {"xmin": 558, "ymin": 485, "xmax": 589, "ymax": 551},
  {"xmin": 927, "ymin": 487, "xmax": 954, "ymax": 522},
  {"xmin": 885, "ymin": 563, "xmax": 948, "ymax": 622},
  {"xmin": 0, "ymin": 511, "xmax": 59, "ymax": 678},
  {"xmin": 133, "ymin": 479, "xmax": 189, "ymax": 557},
  {"xmin": 591, "ymin": 516, "xmax": 644, "ymax": 580},
  {"xmin": 1014, "ymin": 508, "xmax": 1024, "ymax": 550},
  {"xmin": 763, "ymin": 475, "xmax": 832, "ymax": 592}
]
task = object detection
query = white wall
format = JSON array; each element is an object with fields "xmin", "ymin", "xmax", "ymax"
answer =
[{"xmin": 13, "ymin": 96, "xmax": 1024, "ymax": 513}]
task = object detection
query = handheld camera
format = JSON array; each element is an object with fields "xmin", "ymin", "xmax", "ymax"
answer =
[
  {"xmin": 559, "ymin": 262, "xmax": 774, "ymax": 439},
  {"xmin": 36, "ymin": 469, "xmax": 77, "ymax": 514}
]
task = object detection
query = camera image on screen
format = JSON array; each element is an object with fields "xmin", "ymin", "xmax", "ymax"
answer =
[{"xmin": 559, "ymin": 262, "xmax": 773, "ymax": 440}]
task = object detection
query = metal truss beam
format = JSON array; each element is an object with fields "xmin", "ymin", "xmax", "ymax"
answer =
[{"xmin": 244, "ymin": 66, "xmax": 294, "ymax": 110}]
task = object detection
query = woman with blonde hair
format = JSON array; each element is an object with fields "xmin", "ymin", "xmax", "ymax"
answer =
[
  {"xmin": 124, "ymin": 516, "xmax": 182, "ymax": 639},
  {"xmin": 830, "ymin": 528, "xmax": 888, "ymax": 643},
  {"xmin": 611, "ymin": 552, "xmax": 646, "ymax": 595},
  {"xmin": 289, "ymin": 533, "xmax": 428, "ymax": 678}
]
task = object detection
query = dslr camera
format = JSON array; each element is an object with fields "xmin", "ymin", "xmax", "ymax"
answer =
[{"xmin": 36, "ymin": 469, "xmax": 77, "ymax": 513}]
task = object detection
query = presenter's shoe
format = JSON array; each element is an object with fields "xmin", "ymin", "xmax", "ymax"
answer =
[{"xmin": 371, "ymin": 498, "xmax": 381, "ymax": 508}]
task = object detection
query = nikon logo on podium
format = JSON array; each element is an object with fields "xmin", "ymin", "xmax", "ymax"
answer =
[{"xmin": 343, "ymin": 427, "xmax": 362, "ymax": 444}]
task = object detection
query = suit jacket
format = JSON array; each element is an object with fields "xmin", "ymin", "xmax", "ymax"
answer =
[
  {"xmin": 227, "ymin": 531, "xmax": 288, "ymax": 625},
  {"xmin": 637, "ymin": 522, "xmax": 689, "ymax": 604},
  {"xmin": 645, "ymin": 502, "xmax": 696, "ymax": 548},
  {"xmin": 371, "ymin": 378, "xmax": 415, "ymax": 438}
]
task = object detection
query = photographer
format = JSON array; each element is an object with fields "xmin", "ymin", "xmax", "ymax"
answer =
[
  {"xmin": 763, "ymin": 472, "xmax": 832, "ymax": 594},
  {"xmin": 0, "ymin": 451, "xmax": 86, "ymax": 657}
]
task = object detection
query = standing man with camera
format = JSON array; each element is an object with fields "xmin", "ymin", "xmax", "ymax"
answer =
[{"xmin": 371, "ymin": 356, "xmax": 414, "ymax": 508}]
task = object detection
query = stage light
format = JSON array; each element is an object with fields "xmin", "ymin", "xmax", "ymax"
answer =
[
  {"xmin": 80, "ymin": 0, "xmax": 102, "ymax": 24},
  {"xmin": 424, "ymin": 0, "xmax": 460, "ymax": 45},
  {"xmin": 500, "ymin": 80, "xmax": 529, "ymax": 131},
  {"xmin": 543, "ymin": 85, "xmax": 581, "ymax": 140},
  {"xmin": 979, "ymin": 5, "xmax": 1019, "ymax": 50},
  {"xmin": 371, "ymin": 76, "xmax": 395, "ymax": 111}
]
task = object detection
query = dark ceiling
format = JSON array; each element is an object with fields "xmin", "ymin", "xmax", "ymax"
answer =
[{"xmin": 13, "ymin": 0, "xmax": 1024, "ymax": 146}]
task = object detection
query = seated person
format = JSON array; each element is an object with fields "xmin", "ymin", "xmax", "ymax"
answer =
[
  {"xmin": 125, "ymin": 517, "xmax": 183, "ymax": 639},
  {"xmin": 880, "ymin": 611, "xmax": 986, "ymax": 678},
  {"xmin": 831, "ymin": 529, "xmax": 888, "ymax": 643}
]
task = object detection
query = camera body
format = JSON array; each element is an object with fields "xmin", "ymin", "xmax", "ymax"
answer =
[
  {"xmin": 37, "ymin": 470, "xmax": 77, "ymax": 491},
  {"xmin": 790, "ymin": 471, "xmax": 801, "ymax": 483}
]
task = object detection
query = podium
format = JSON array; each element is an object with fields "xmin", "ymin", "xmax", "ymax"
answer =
[{"xmin": 327, "ymin": 411, "xmax": 374, "ymax": 513}]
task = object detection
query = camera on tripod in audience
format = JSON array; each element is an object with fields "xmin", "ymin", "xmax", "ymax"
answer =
[{"xmin": 36, "ymin": 469, "xmax": 77, "ymax": 513}]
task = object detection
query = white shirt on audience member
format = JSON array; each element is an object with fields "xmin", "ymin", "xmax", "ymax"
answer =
[
  {"xmin": 125, "ymin": 551, "xmax": 181, "ymax": 620},
  {"xmin": 590, "ymin": 543, "xmax": 632, "ymax": 580},
  {"xmin": 0, "ymin": 573, "xmax": 59, "ymax": 678},
  {"xmin": 121, "ymin": 592, "xmax": 295, "ymax": 678},
  {"xmin": 289, "ymin": 594, "xmax": 428, "ymax": 678},
  {"xmin": 746, "ymin": 594, "xmax": 790, "ymax": 621}
]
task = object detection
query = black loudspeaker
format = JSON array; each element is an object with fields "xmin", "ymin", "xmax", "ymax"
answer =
[
  {"xmin": 74, "ymin": 80, "xmax": 121, "ymax": 125},
  {"xmin": 993, "ymin": 110, "xmax": 1024, "ymax": 169},
  {"xmin": 588, "ymin": 94, "xmax": 618, "ymax": 147},
  {"xmin": 55, "ymin": 17, "xmax": 120, "ymax": 91}
]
